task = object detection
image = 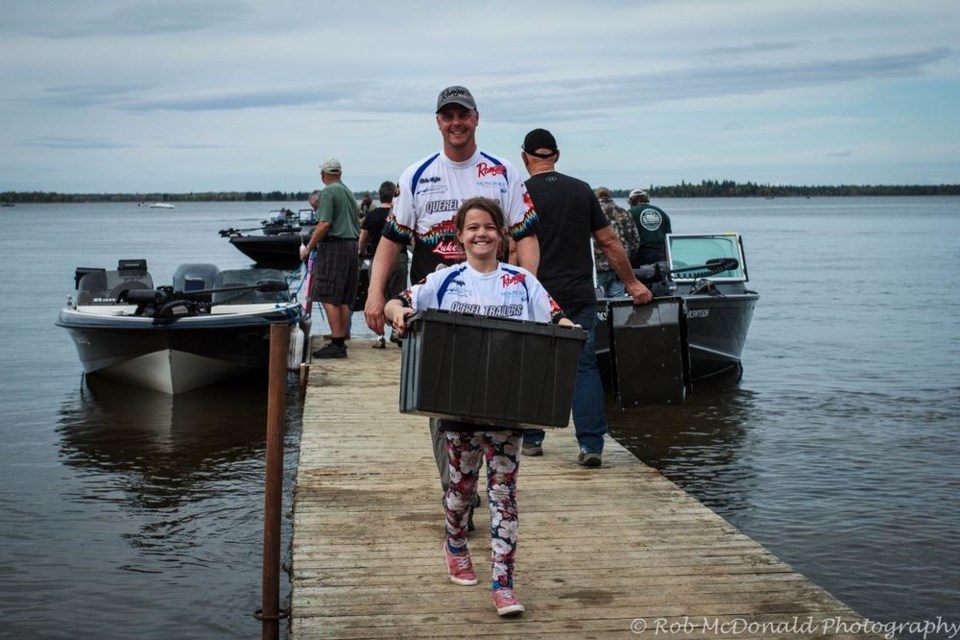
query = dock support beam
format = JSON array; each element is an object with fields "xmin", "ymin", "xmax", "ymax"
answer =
[{"xmin": 259, "ymin": 323, "xmax": 289, "ymax": 640}]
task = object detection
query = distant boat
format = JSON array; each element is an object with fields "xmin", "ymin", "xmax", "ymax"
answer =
[
  {"xmin": 148, "ymin": 202, "xmax": 175, "ymax": 209},
  {"xmin": 1, "ymin": 202, "xmax": 14, "ymax": 207},
  {"xmin": 220, "ymin": 208, "xmax": 316, "ymax": 269}
]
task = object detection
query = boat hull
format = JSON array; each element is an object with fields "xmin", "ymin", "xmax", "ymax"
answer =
[
  {"xmin": 596, "ymin": 289, "xmax": 758, "ymax": 405},
  {"xmin": 57, "ymin": 304, "xmax": 302, "ymax": 394},
  {"xmin": 229, "ymin": 234, "xmax": 303, "ymax": 269},
  {"xmin": 683, "ymin": 291, "xmax": 758, "ymax": 380}
]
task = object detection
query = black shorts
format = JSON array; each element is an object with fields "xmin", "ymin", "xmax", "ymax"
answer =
[{"xmin": 310, "ymin": 239, "xmax": 359, "ymax": 306}]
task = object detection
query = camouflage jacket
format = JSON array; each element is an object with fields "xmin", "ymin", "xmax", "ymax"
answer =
[{"xmin": 594, "ymin": 198, "xmax": 640, "ymax": 272}]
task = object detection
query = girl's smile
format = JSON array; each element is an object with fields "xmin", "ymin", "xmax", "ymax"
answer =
[{"xmin": 457, "ymin": 208, "xmax": 503, "ymax": 269}]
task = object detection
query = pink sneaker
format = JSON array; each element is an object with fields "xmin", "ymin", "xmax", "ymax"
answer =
[
  {"xmin": 444, "ymin": 544, "xmax": 478, "ymax": 586},
  {"xmin": 492, "ymin": 587, "xmax": 525, "ymax": 616}
]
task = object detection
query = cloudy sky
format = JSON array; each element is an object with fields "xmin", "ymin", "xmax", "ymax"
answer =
[{"xmin": 2, "ymin": 0, "xmax": 958, "ymax": 194}]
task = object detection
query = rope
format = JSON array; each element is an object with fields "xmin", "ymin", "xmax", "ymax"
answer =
[
  {"xmin": 288, "ymin": 249, "xmax": 326, "ymax": 321},
  {"xmin": 288, "ymin": 259, "xmax": 309, "ymax": 300}
]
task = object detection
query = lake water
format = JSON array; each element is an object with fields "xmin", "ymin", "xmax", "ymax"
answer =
[{"xmin": 1, "ymin": 198, "xmax": 957, "ymax": 638}]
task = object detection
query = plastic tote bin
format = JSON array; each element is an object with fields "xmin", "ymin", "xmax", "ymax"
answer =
[
  {"xmin": 607, "ymin": 298, "xmax": 688, "ymax": 406},
  {"xmin": 399, "ymin": 309, "xmax": 586, "ymax": 428}
]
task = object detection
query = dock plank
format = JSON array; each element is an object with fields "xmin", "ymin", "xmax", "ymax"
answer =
[{"xmin": 291, "ymin": 339, "xmax": 884, "ymax": 639}]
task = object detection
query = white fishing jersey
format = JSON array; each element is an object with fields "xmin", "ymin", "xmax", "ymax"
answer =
[
  {"xmin": 384, "ymin": 149, "xmax": 538, "ymax": 283},
  {"xmin": 406, "ymin": 262, "xmax": 562, "ymax": 323}
]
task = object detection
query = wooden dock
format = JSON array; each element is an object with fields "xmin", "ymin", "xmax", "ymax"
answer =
[{"xmin": 290, "ymin": 339, "xmax": 884, "ymax": 639}]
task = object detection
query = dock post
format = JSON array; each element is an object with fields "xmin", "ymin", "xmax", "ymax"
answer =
[{"xmin": 259, "ymin": 323, "xmax": 289, "ymax": 640}]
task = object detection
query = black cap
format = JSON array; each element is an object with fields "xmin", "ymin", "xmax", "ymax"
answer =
[{"xmin": 522, "ymin": 128, "xmax": 558, "ymax": 158}]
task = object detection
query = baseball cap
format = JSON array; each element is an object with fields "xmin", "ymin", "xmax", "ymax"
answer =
[
  {"xmin": 522, "ymin": 128, "xmax": 558, "ymax": 158},
  {"xmin": 320, "ymin": 158, "xmax": 342, "ymax": 174},
  {"xmin": 436, "ymin": 86, "xmax": 476, "ymax": 112},
  {"xmin": 629, "ymin": 188, "xmax": 648, "ymax": 199}
]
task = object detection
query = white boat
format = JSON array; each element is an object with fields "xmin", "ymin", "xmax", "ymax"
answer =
[
  {"xmin": 56, "ymin": 260, "xmax": 303, "ymax": 394},
  {"xmin": 138, "ymin": 202, "xmax": 176, "ymax": 209}
]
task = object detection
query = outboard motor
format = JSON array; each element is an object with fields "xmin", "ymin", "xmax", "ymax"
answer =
[{"xmin": 172, "ymin": 264, "xmax": 220, "ymax": 301}]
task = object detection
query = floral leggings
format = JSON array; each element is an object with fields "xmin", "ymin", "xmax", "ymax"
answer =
[{"xmin": 444, "ymin": 429, "xmax": 523, "ymax": 589}]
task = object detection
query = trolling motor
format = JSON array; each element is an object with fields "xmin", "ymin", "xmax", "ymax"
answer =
[
  {"xmin": 669, "ymin": 257, "xmax": 739, "ymax": 279},
  {"xmin": 632, "ymin": 257, "xmax": 740, "ymax": 297},
  {"xmin": 118, "ymin": 280, "xmax": 288, "ymax": 320}
]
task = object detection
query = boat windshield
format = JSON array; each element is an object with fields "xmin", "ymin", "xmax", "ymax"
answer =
[
  {"xmin": 666, "ymin": 233, "xmax": 748, "ymax": 282},
  {"xmin": 76, "ymin": 268, "xmax": 155, "ymax": 305},
  {"xmin": 212, "ymin": 269, "xmax": 291, "ymax": 304}
]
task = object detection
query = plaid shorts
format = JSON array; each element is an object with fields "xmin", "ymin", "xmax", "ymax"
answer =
[{"xmin": 310, "ymin": 238, "xmax": 359, "ymax": 306}]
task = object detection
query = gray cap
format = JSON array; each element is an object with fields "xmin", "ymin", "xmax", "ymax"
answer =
[
  {"xmin": 436, "ymin": 85, "xmax": 476, "ymax": 112},
  {"xmin": 629, "ymin": 188, "xmax": 648, "ymax": 199},
  {"xmin": 320, "ymin": 158, "xmax": 342, "ymax": 174}
]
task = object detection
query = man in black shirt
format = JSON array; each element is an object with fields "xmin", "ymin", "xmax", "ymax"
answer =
[
  {"xmin": 520, "ymin": 128, "xmax": 652, "ymax": 466},
  {"xmin": 358, "ymin": 181, "xmax": 407, "ymax": 347}
]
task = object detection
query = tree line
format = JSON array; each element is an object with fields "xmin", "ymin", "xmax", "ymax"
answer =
[
  {"xmin": 0, "ymin": 190, "xmax": 311, "ymax": 204},
  {"xmin": 619, "ymin": 180, "xmax": 960, "ymax": 198},
  {"xmin": 3, "ymin": 180, "xmax": 959, "ymax": 204}
]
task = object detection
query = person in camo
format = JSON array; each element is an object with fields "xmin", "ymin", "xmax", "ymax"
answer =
[{"xmin": 593, "ymin": 186, "xmax": 640, "ymax": 297}]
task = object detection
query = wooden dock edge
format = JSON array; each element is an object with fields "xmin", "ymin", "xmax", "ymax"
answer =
[{"xmin": 290, "ymin": 338, "xmax": 886, "ymax": 639}]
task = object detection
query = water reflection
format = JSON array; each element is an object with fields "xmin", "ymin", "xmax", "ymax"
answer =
[
  {"xmin": 59, "ymin": 376, "xmax": 267, "ymax": 475},
  {"xmin": 49, "ymin": 374, "xmax": 301, "ymax": 637},
  {"xmin": 606, "ymin": 382, "xmax": 763, "ymax": 522}
]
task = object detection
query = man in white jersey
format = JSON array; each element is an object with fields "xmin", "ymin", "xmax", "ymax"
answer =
[
  {"xmin": 364, "ymin": 85, "xmax": 542, "ymax": 513},
  {"xmin": 364, "ymin": 85, "xmax": 540, "ymax": 331}
]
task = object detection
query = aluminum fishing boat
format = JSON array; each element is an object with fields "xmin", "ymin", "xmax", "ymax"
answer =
[
  {"xmin": 596, "ymin": 232, "xmax": 759, "ymax": 405},
  {"xmin": 56, "ymin": 260, "xmax": 303, "ymax": 394}
]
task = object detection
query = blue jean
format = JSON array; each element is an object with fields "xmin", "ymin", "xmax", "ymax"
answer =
[
  {"xmin": 595, "ymin": 270, "xmax": 625, "ymax": 298},
  {"xmin": 523, "ymin": 304, "xmax": 607, "ymax": 454}
]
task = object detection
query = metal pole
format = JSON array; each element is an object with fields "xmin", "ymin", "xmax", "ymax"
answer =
[{"xmin": 261, "ymin": 323, "xmax": 289, "ymax": 640}]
